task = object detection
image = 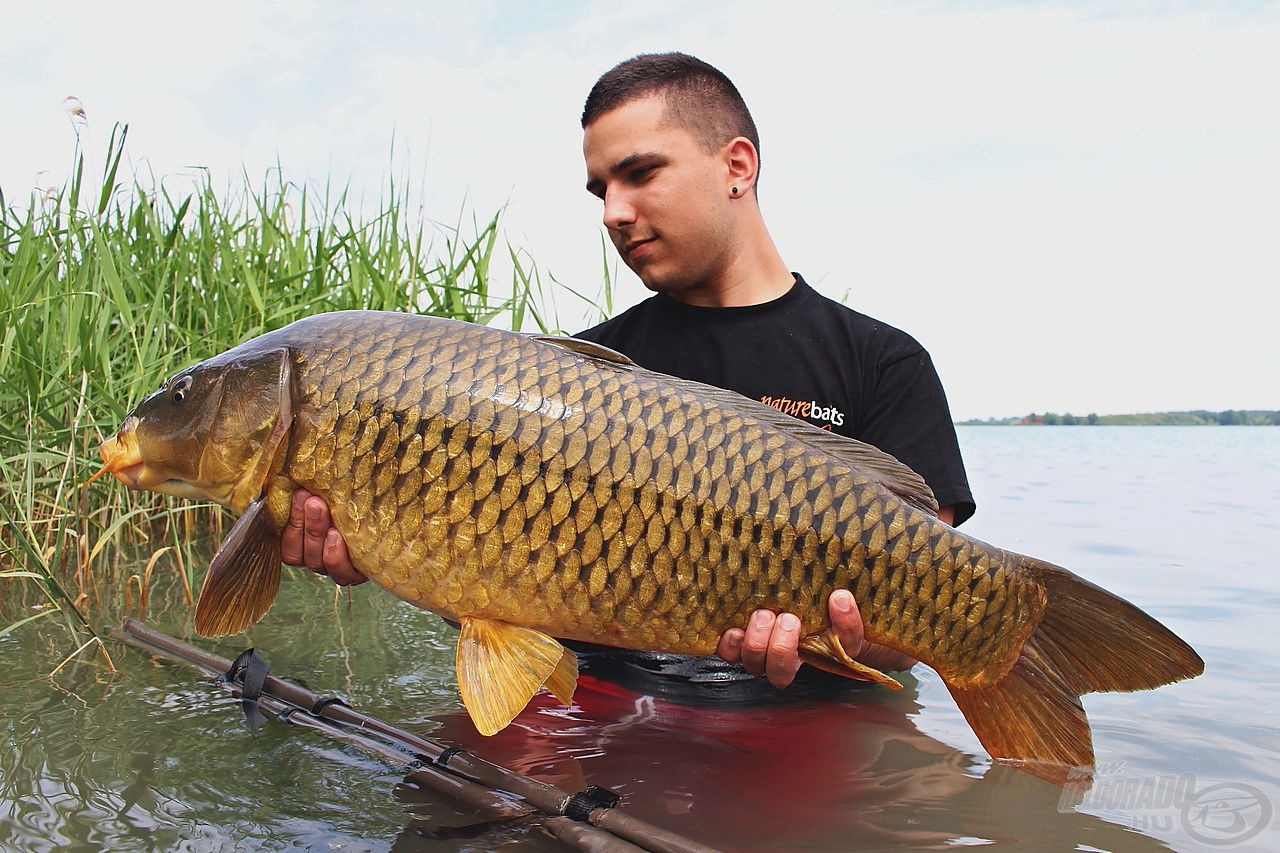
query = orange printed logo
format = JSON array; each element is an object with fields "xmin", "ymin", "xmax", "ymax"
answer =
[{"xmin": 760, "ymin": 395, "xmax": 845, "ymax": 430}]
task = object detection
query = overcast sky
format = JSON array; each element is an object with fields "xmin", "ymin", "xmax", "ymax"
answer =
[{"xmin": 5, "ymin": 1, "xmax": 1277, "ymax": 420}]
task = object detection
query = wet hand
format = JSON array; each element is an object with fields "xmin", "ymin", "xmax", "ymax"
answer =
[
  {"xmin": 280, "ymin": 489, "xmax": 367, "ymax": 586},
  {"xmin": 715, "ymin": 589, "xmax": 915, "ymax": 688}
]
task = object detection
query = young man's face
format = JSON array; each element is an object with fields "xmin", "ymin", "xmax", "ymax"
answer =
[{"xmin": 583, "ymin": 95, "xmax": 736, "ymax": 301}]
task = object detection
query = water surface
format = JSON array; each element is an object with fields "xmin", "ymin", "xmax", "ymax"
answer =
[{"xmin": 2, "ymin": 426, "xmax": 1276, "ymax": 851}]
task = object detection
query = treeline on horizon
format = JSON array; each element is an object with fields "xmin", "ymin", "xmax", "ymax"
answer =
[{"xmin": 959, "ymin": 410, "xmax": 1280, "ymax": 426}]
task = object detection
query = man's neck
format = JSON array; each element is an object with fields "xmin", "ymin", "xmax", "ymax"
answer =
[
  {"xmin": 670, "ymin": 228, "xmax": 794, "ymax": 307},
  {"xmin": 670, "ymin": 270, "xmax": 795, "ymax": 308}
]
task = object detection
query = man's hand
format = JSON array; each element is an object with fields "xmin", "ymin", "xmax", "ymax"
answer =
[
  {"xmin": 715, "ymin": 589, "xmax": 916, "ymax": 688},
  {"xmin": 280, "ymin": 489, "xmax": 367, "ymax": 586}
]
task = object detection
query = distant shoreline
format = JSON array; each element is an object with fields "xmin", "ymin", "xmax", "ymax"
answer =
[{"xmin": 957, "ymin": 410, "xmax": 1279, "ymax": 426}]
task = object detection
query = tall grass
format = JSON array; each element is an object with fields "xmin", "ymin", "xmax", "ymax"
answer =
[{"xmin": 0, "ymin": 122, "xmax": 568, "ymax": 656}]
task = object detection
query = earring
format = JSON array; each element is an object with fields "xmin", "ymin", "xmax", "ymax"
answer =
[{"xmin": 731, "ymin": 187, "xmax": 739, "ymax": 195}]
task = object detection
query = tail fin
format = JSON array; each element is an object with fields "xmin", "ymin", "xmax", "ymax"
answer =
[{"xmin": 946, "ymin": 557, "xmax": 1204, "ymax": 783}]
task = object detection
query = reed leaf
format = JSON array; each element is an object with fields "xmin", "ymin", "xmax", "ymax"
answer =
[{"xmin": 0, "ymin": 119, "xmax": 585, "ymax": 654}]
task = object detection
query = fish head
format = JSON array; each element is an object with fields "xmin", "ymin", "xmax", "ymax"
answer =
[{"xmin": 96, "ymin": 347, "xmax": 293, "ymax": 513}]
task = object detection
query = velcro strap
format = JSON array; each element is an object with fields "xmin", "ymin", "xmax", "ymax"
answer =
[
  {"xmin": 221, "ymin": 648, "xmax": 269, "ymax": 732},
  {"xmin": 564, "ymin": 785, "xmax": 621, "ymax": 821},
  {"xmin": 310, "ymin": 696, "xmax": 349, "ymax": 715}
]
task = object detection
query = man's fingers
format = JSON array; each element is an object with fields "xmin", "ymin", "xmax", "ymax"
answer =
[
  {"xmin": 280, "ymin": 490, "xmax": 311, "ymax": 566},
  {"xmin": 738, "ymin": 609, "xmax": 776, "ymax": 677},
  {"xmin": 737, "ymin": 610, "xmax": 803, "ymax": 688},
  {"xmin": 716, "ymin": 627, "xmax": 745, "ymax": 663},
  {"xmin": 828, "ymin": 589, "xmax": 866, "ymax": 657},
  {"xmin": 323, "ymin": 529, "xmax": 365, "ymax": 586},
  {"xmin": 764, "ymin": 612, "xmax": 802, "ymax": 688},
  {"xmin": 301, "ymin": 495, "xmax": 330, "ymax": 572}
]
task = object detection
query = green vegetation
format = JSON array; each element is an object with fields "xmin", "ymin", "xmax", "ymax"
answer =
[
  {"xmin": 0, "ymin": 124, "xmax": 587, "ymax": 658},
  {"xmin": 959, "ymin": 410, "xmax": 1280, "ymax": 426}
]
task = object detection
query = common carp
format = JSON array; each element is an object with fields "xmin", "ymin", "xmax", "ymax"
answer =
[{"xmin": 95, "ymin": 310, "xmax": 1203, "ymax": 779}]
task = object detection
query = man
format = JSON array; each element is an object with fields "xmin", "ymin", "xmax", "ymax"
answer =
[{"xmin": 284, "ymin": 52, "xmax": 974, "ymax": 696}]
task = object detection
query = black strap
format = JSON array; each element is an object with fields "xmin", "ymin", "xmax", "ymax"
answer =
[
  {"xmin": 221, "ymin": 648, "xmax": 269, "ymax": 732},
  {"xmin": 435, "ymin": 746, "xmax": 465, "ymax": 767},
  {"xmin": 310, "ymin": 696, "xmax": 349, "ymax": 715},
  {"xmin": 564, "ymin": 785, "xmax": 621, "ymax": 821}
]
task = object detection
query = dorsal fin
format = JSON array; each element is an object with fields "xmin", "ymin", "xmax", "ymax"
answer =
[
  {"xmin": 751, "ymin": 409, "xmax": 939, "ymax": 516},
  {"xmin": 531, "ymin": 333, "xmax": 939, "ymax": 517},
  {"xmin": 527, "ymin": 334, "xmax": 636, "ymax": 365},
  {"xmin": 666, "ymin": 377, "xmax": 941, "ymax": 517}
]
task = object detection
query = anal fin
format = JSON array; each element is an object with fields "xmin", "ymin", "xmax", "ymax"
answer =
[
  {"xmin": 544, "ymin": 645, "xmax": 579, "ymax": 707},
  {"xmin": 456, "ymin": 618, "xmax": 577, "ymax": 736},
  {"xmin": 798, "ymin": 629, "xmax": 904, "ymax": 690}
]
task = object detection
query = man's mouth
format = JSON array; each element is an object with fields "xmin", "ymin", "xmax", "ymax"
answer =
[{"xmin": 623, "ymin": 236, "xmax": 655, "ymax": 260}]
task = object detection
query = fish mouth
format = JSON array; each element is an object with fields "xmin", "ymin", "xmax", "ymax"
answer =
[{"xmin": 87, "ymin": 419, "xmax": 147, "ymax": 488}]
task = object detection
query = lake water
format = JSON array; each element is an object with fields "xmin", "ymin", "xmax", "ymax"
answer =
[{"xmin": 2, "ymin": 426, "xmax": 1277, "ymax": 852}]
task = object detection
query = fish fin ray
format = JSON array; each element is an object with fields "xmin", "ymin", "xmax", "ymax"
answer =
[
  {"xmin": 791, "ymin": 432, "xmax": 937, "ymax": 516},
  {"xmin": 943, "ymin": 554, "xmax": 1204, "ymax": 782},
  {"xmin": 797, "ymin": 631, "xmax": 903, "ymax": 689},
  {"xmin": 687, "ymin": 383, "xmax": 938, "ymax": 514},
  {"xmin": 544, "ymin": 646, "xmax": 579, "ymax": 707},
  {"xmin": 948, "ymin": 650, "xmax": 1094, "ymax": 784},
  {"xmin": 193, "ymin": 499, "xmax": 282, "ymax": 637},
  {"xmin": 1023, "ymin": 557, "xmax": 1204, "ymax": 693},
  {"xmin": 538, "ymin": 333, "xmax": 937, "ymax": 515},
  {"xmin": 532, "ymin": 335, "xmax": 636, "ymax": 365},
  {"xmin": 456, "ymin": 618, "xmax": 575, "ymax": 736}
]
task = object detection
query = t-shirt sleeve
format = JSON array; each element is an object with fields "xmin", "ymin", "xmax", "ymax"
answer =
[{"xmin": 859, "ymin": 348, "xmax": 976, "ymax": 525}]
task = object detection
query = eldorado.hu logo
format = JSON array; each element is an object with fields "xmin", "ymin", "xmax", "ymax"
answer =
[{"xmin": 1060, "ymin": 763, "xmax": 1273, "ymax": 847}]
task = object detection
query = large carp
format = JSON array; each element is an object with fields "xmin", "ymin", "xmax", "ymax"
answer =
[{"xmin": 95, "ymin": 310, "xmax": 1202, "ymax": 778}]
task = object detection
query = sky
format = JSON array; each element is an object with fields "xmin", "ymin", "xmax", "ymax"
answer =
[{"xmin": 5, "ymin": 0, "xmax": 1278, "ymax": 421}]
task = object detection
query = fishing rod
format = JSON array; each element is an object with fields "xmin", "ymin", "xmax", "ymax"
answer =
[{"xmin": 115, "ymin": 618, "xmax": 720, "ymax": 853}]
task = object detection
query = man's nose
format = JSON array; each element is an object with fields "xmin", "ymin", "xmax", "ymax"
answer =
[{"xmin": 602, "ymin": 187, "xmax": 635, "ymax": 231}]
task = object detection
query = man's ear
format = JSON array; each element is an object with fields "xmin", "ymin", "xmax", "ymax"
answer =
[{"xmin": 724, "ymin": 136, "xmax": 759, "ymax": 196}]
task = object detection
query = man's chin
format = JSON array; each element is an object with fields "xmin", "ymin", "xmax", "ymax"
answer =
[{"xmin": 634, "ymin": 267, "xmax": 679, "ymax": 294}]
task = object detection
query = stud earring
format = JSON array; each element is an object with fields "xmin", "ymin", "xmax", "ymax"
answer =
[{"xmin": 731, "ymin": 187, "xmax": 739, "ymax": 195}]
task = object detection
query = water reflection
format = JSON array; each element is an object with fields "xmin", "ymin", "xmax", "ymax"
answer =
[{"xmin": 385, "ymin": 678, "xmax": 1177, "ymax": 853}]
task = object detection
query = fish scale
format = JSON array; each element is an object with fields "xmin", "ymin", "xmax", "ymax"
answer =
[{"xmin": 96, "ymin": 309, "xmax": 1203, "ymax": 779}]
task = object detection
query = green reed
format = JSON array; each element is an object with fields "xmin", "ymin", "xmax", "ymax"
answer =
[{"xmin": 0, "ymin": 123, "xmax": 574, "ymax": 654}]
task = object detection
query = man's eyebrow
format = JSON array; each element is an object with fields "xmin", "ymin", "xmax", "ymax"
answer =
[{"xmin": 585, "ymin": 151, "xmax": 664, "ymax": 195}]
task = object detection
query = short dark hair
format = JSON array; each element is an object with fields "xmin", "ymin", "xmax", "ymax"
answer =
[{"xmin": 581, "ymin": 52, "xmax": 760, "ymax": 160}]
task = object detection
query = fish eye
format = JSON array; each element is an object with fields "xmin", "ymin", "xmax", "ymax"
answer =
[{"xmin": 171, "ymin": 375, "xmax": 194, "ymax": 405}]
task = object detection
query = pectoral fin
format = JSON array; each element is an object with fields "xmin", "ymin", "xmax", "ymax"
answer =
[
  {"xmin": 193, "ymin": 499, "xmax": 283, "ymax": 637},
  {"xmin": 798, "ymin": 629, "xmax": 904, "ymax": 690},
  {"xmin": 456, "ymin": 618, "xmax": 578, "ymax": 736}
]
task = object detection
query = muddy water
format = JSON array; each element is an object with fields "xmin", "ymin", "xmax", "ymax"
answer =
[{"xmin": 2, "ymin": 426, "xmax": 1276, "ymax": 851}]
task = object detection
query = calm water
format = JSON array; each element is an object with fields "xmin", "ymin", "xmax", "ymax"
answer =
[{"xmin": 2, "ymin": 426, "xmax": 1277, "ymax": 852}]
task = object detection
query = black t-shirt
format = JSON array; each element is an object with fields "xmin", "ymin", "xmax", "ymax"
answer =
[
  {"xmin": 576, "ymin": 274, "xmax": 974, "ymax": 522},
  {"xmin": 568, "ymin": 273, "xmax": 975, "ymax": 701}
]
